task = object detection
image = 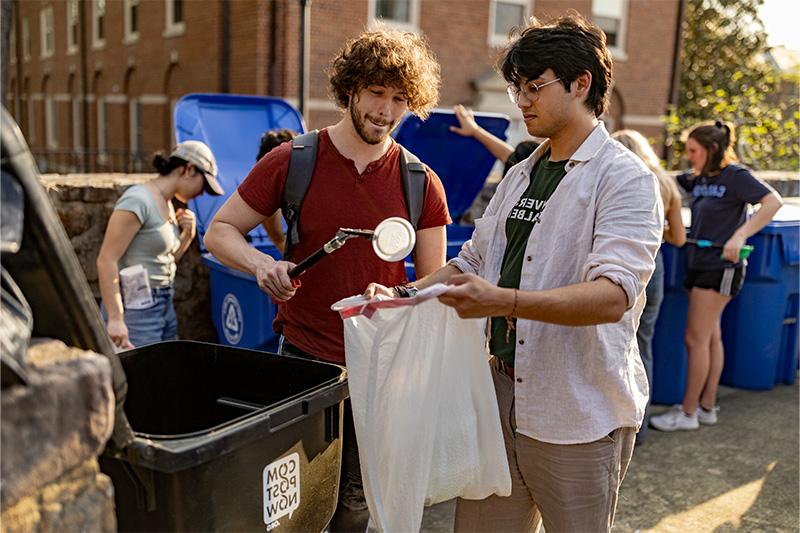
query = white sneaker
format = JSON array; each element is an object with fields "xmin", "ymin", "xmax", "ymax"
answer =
[
  {"xmin": 650, "ymin": 405, "xmax": 700, "ymax": 432},
  {"xmin": 698, "ymin": 405, "xmax": 719, "ymax": 425}
]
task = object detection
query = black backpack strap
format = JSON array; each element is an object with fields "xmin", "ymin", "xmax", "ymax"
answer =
[
  {"xmin": 283, "ymin": 130, "xmax": 319, "ymax": 260},
  {"xmin": 399, "ymin": 145, "xmax": 427, "ymax": 230}
]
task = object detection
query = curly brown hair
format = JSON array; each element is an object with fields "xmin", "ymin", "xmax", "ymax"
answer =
[{"xmin": 328, "ymin": 28, "xmax": 441, "ymax": 119}]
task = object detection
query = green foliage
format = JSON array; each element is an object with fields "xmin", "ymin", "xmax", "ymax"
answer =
[{"xmin": 665, "ymin": 0, "xmax": 799, "ymax": 170}]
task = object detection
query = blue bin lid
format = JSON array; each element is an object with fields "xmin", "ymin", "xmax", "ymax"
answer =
[
  {"xmin": 392, "ymin": 109, "xmax": 510, "ymax": 222},
  {"xmin": 174, "ymin": 93, "xmax": 306, "ymax": 250},
  {"xmin": 761, "ymin": 205, "xmax": 800, "ymax": 266}
]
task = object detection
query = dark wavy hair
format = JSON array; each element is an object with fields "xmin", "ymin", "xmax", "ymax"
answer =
[
  {"xmin": 328, "ymin": 27, "xmax": 441, "ymax": 119},
  {"xmin": 152, "ymin": 152, "xmax": 187, "ymax": 175},
  {"xmin": 687, "ymin": 120, "xmax": 738, "ymax": 175},
  {"xmin": 256, "ymin": 129, "xmax": 297, "ymax": 162},
  {"xmin": 499, "ymin": 11, "xmax": 613, "ymax": 117}
]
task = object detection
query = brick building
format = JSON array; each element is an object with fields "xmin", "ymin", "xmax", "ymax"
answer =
[{"xmin": 4, "ymin": 0, "xmax": 684, "ymax": 173}]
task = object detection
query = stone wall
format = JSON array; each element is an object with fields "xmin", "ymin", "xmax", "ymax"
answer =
[
  {"xmin": 39, "ymin": 174, "xmax": 217, "ymax": 343},
  {"xmin": 1, "ymin": 340, "xmax": 117, "ymax": 532}
]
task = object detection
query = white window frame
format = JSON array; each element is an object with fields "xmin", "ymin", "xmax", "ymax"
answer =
[
  {"xmin": 367, "ymin": 0, "xmax": 420, "ymax": 33},
  {"xmin": 67, "ymin": 0, "xmax": 79, "ymax": 54},
  {"xmin": 97, "ymin": 97, "xmax": 107, "ymax": 157},
  {"xmin": 45, "ymin": 96, "xmax": 58, "ymax": 149},
  {"xmin": 72, "ymin": 97, "xmax": 82, "ymax": 151},
  {"xmin": 9, "ymin": 24, "xmax": 16, "ymax": 65},
  {"xmin": 21, "ymin": 17, "xmax": 30, "ymax": 62},
  {"xmin": 40, "ymin": 6, "xmax": 55, "ymax": 59},
  {"xmin": 592, "ymin": 0, "xmax": 628, "ymax": 60},
  {"xmin": 124, "ymin": 0, "xmax": 141, "ymax": 44},
  {"xmin": 488, "ymin": 0, "xmax": 529, "ymax": 48},
  {"xmin": 93, "ymin": 0, "xmax": 106, "ymax": 50},
  {"xmin": 164, "ymin": 0, "xmax": 186, "ymax": 38}
]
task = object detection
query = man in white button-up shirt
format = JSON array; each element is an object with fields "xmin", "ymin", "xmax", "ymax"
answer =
[{"xmin": 368, "ymin": 11, "xmax": 663, "ymax": 533}]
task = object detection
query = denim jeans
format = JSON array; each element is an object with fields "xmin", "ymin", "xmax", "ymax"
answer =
[
  {"xmin": 636, "ymin": 250, "xmax": 664, "ymax": 440},
  {"xmin": 103, "ymin": 286, "xmax": 177, "ymax": 348}
]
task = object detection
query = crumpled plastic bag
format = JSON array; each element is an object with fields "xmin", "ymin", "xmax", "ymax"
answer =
[{"xmin": 333, "ymin": 284, "xmax": 511, "ymax": 533}]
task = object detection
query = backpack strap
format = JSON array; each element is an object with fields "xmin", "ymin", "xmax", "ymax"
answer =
[
  {"xmin": 399, "ymin": 145, "xmax": 427, "ymax": 230},
  {"xmin": 283, "ymin": 130, "xmax": 319, "ymax": 260}
]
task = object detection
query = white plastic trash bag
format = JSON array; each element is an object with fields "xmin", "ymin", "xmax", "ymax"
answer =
[{"xmin": 332, "ymin": 284, "xmax": 511, "ymax": 533}]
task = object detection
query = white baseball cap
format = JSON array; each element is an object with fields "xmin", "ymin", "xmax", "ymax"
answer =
[{"xmin": 171, "ymin": 140, "xmax": 224, "ymax": 196}]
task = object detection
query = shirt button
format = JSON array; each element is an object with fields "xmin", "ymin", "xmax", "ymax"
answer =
[
  {"xmin": 518, "ymin": 339, "xmax": 525, "ymax": 345},
  {"xmin": 516, "ymin": 377, "xmax": 523, "ymax": 383},
  {"xmin": 526, "ymin": 256, "xmax": 532, "ymax": 262}
]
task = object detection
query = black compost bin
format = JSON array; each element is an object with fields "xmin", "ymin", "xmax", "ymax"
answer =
[{"xmin": 100, "ymin": 341, "xmax": 348, "ymax": 532}]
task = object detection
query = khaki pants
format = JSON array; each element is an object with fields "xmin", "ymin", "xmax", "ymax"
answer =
[{"xmin": 454, "ymin": 358, "xmax": 636, "ymax": 533}]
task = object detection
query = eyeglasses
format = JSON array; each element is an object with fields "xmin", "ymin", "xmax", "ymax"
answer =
[{"xmin": 507, "ymin": 78, "xmax": 562, "ymax": 105}]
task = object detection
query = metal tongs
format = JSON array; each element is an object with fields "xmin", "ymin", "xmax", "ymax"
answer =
[{"xmin": 288, "ymin": 217, "xmax": 416, "ymax": 283}]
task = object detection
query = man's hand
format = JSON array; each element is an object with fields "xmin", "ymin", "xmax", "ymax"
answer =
[
  {"xmin": 450, "ymin": 104, "xmax": 480, "ymax": 137},
  {"xmin": 364, "ymin": 282, "xmax": 397, "ymax": 299},
  {"xmin": 438, "ymin": 273, "xmax": 514, "ymax": 318},
  {"xmin": 256, "ymin": 259, "xmax": 298, "ymax": 301},
  {"xmin": 107, "ymin": 317, "xmax": 134, "ymax": 350},
  {"xmin": 722, "ymin": 233, "xmax": 746, "ymax": 263},
  {"xmin": 176, "ymin": 208, "xmax": 197, "ymax": 239}
]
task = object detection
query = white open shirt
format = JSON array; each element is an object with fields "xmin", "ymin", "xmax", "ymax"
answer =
[{"xmin": 449, "ymin": 123, "xmax": 664, "ymax": 444}]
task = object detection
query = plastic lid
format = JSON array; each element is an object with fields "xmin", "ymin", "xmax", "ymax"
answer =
[
  {"xmin": 392, "ymin": 109, "xmax": 510, "ymax": 222},
  {"xmin": 174, "ymin": 94, "xmax": 306, "ymax": 251},
  {"xmin": 372, "ymin": 217, "xmax": 416, "ymax": 261}
]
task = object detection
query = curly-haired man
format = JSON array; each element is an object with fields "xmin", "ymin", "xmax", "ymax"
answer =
[
  {"xmin": 205, "ymin": 28, "xmax": 450, "ymax": 530},
  {"xmin": 368, "ymin": 12, "xmax": 663, "ymax": 532}
]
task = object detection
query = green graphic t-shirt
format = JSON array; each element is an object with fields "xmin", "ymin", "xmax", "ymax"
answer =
[{"xmin": 490, "ymin": 153, "xmax": 568, "ymax": 366}]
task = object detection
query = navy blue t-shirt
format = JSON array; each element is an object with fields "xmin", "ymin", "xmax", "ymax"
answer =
[{"xmin": 677, "ymin": 164, "xmax": 771, "ymax": 270}]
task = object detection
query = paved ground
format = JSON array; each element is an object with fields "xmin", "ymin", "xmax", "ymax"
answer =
[{"xmin": 420, "ymin": 381, "xmax": 799, "ymax": 532}]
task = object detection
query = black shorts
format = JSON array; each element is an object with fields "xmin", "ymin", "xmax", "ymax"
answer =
[{"xmin": 683, "ymin": 266, "xmax": 745, "ymax": 297}]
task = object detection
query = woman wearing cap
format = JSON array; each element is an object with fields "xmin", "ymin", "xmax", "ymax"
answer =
[
  {"xmin": 97, "ymin": 141, "xmax": 223, "ymax": 349},
  {"xmin": 650, "ymin": 121, "xmax": 782, "ymax": 432}
]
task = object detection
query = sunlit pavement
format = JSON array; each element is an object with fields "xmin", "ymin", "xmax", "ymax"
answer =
[{"xmin": 421, "ymin": 380, "xmax": 799, "ymax": 532}]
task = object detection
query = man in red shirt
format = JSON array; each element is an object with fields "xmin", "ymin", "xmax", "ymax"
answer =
[{"xmin": 204, "ymin": 28, "xmax": 450, "ymax": 530}]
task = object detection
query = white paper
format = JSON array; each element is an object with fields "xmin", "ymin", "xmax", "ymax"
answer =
[{"xmin": 119, "ymin": 264, "xmax": 154, "ymax": 310}]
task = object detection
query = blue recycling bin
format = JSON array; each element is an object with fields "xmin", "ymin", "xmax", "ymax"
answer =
[
  {"xmin": 721, "ymin": 216, "xmax": 800, "ymax": 389},
  {"xmin": 651, "ymin": 243, "xmax": 689, "ymax": 405},
  {"xmin": 174, "ymin": 93, "xmax": 305, "ymax": 350},
  {"xmin": 652, "ymin": 207, "xmax": 800, "ymax": 403},
  {"xmin": 392, "ymin": 109, "xmax": 511, "ymax": 277}
]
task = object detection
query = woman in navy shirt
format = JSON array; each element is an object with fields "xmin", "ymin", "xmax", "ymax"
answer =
[{"xmin": 651, "ymin": 121, "xmax": 782, "ymax": 432}]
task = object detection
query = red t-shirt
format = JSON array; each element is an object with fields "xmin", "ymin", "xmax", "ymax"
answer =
[{"xmin": 238, "ymin": 128, "xmax": 451, "ymax": 363}]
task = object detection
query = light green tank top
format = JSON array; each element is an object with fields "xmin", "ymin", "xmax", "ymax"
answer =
[{"xmin": 115, "ymin": 184, "xmax": 180, "ymax": 288}]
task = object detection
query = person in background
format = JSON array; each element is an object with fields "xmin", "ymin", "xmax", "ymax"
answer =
[
  {"xmin": 450, "ymin": 104, "xmax": 539, "ymax": 177},
  {"xmin": 256, "ymin": 129, "xmax": 298, "ymax": 254},
  {"xmin": 612, "ymin": 129, "xmax": 686, "ymax": 444},
  {"xmin": 97, "ymin": 141, "xmax": 223, "ymax": 349},
  {"xmin": 650, "ymin": 120, "xmax": 783, "ymax": 432}
]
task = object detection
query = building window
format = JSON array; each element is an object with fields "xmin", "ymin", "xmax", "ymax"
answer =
[
  {"xmin": 67, "ymin": 0, "xmax": 79, "ymax": 53},
  {"xmin": 93, "ymin": 0, "xmax": 106, "ymax": 49},
  {"xmin": 97, "ymin": 98, "xmax": 107, "ymax": 156},
  {"xmin": 368, "ymin": 0, "xmax": 420, "ymax": 32},
  {"xmin": 27, "ymin": 95, "xmax": 36, "ymax": 142},
  {"xmin": 21, "ymin": 17, "xmax": 30, "ymax": 62},
  {"xmin": 45, "ymin": 96, "xmax": 58, "ymax": 149},
  {"xmin": 124, "ymin": 0, "xmax": 140, "ymax": 43},
  {"xmin": 72, "ymin": 98, "xmax": 82, "ymax": 151},
  {"xmin": 489, "ymin": 0, "xmax": 528, "ymax": 47},
  {"xmin": 9, "ymin": 24, "xmax": 15, "ymax": 64},
  {"xmin": 164, "ymin": 0, "xmax": 185, "ymax": 37},
  {"xmin": 40, "ymin": 6, "xmax": 55, "ymax": 58},
  {"xmin": 129, "ymin": 98, "xmax": 142, "ymax": 156},
  {"xmin": 592, "ymin": 0, "xmax": 628, "ymax": 59}
]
